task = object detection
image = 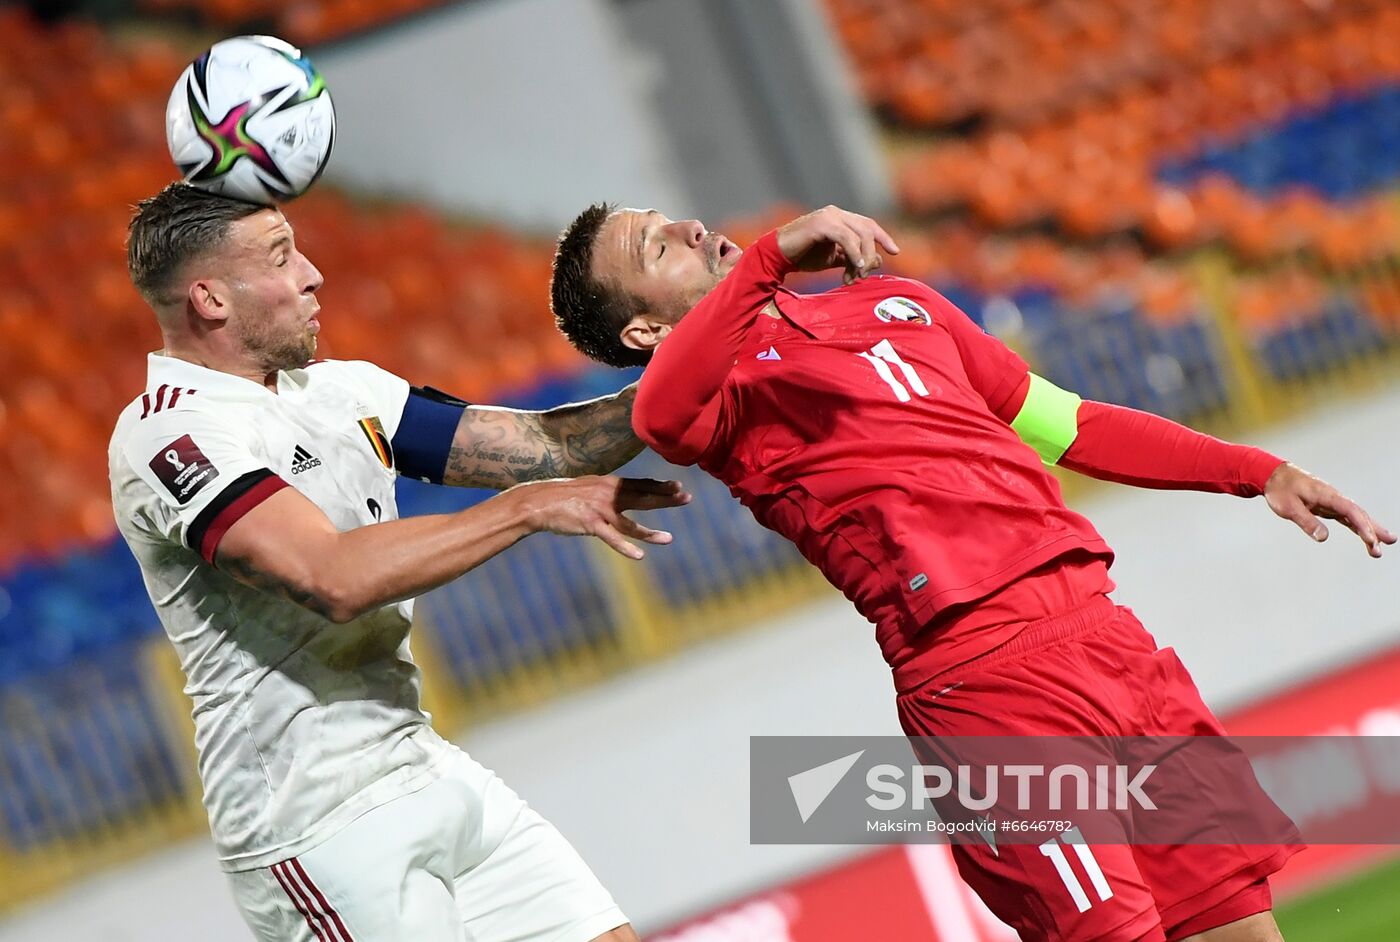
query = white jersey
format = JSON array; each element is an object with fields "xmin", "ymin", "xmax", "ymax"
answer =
[{"xmin": 109, "ymin": 353, "xmax": 455, "ymax": 872}]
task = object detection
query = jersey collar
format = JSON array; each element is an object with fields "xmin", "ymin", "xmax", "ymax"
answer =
[
  {"xmin": 771, "ymin": 288, "xmax": 835, "ymax": 340},
  {"xmin": 147, "ymin": 352, "xmax": 279, "ymax": 397}
]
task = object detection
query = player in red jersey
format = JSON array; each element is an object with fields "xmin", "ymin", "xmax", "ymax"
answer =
[{"xmin": 549, "ymin": 204, "xmax": 1394, "ymax": 942}]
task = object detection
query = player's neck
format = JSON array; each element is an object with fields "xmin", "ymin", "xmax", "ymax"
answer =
[
  {"xmin": 763, "ymin": 301, "xmax": 781, "ymax": 319},
  {"xmin": 158, "ymin": 342, "xmax": 282, "ymax": 393}
]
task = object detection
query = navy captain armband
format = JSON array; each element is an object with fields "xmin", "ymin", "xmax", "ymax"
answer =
[{"xmin": 391, "ymin": 386, "xmax": 470, "ymax": 483}]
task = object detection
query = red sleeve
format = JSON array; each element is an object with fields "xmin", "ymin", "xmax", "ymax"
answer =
[
  {"xmin": 633, "ymin": 229, "xmax": 796, "ymax": 465},
  {"xmin": 932, "ymin": 288, "xmax": 1283, "ymax": 496},
  {"xmin": 1061, "ymin": 400, "xmax": 1285, "ymax": 497},
  {"xmin": 929, "ymin": 290, "xmax": 1032, "ymax": 419}
]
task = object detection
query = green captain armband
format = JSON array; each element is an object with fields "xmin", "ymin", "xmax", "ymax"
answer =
[{"xmin": 1010, "ymin": 373, "xmax": 1082, "ymax": 466}]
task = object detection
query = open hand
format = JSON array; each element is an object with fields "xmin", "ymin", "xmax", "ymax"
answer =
[
  {"xmin": 1264, "ymin": 462, "xmax": 1395, "ymax": 558},
  {"xmin": 515, "ymin": 476, "xmax": 691, "ymax": 559},
  {"xmin": 776, "ymin": 205, "xmax": 901, "ymax": 285}
]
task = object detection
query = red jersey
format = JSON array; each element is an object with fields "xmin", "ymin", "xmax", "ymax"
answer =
[
  {"xmin": 635, "ymin": 232, "xmax": 1112, "ymax": 669},
  {"xmin": 633, "ymin": 231, "xmax": 1281, "ymax": 685}
]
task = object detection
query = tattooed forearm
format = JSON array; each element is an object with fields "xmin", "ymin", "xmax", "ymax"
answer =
[
  {"xmin": 443, "ymin": 409, "xmax": 566, "ymax": 488},
  {"xmin": 442, "ymin": 384, "xmax": 642, "ymax": 489},
  {"xmin": 537, "ymin": 384, "xmax": 643, "ymax": 476}
]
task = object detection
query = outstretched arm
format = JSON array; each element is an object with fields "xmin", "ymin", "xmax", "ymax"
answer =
[
  {"xmin": 441, "ymin": 384, "xmax": 644, "ymax": 489},
  {"xmin": 1001, "ymin": 374, "xmax": 1395, "ymax": 558},
  {"xmin": 634, "ymin": 205, "xmax": 899, "ymax": 464},
  {"xmin": 216, "ymin": 474, "xmax": 689, "ymax": 623},
  {"xmin": 938, "ymin": 293, "xmax": 1394, "ymax": 557}
]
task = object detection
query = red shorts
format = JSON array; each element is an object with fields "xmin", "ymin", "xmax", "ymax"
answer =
[{"xmin": 896, "ymin": 594, "xmax": 1299, "ymax": 941}]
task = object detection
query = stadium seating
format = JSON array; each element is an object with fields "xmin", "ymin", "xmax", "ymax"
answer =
[
  {"xmin": 826, "ymin": 0, "xmax": 1400, "ymax": 129},
  {"xmin": 0, "ymin": 8, "xmax": 581, "ymax": 570},
  {"xmin": 1159, "ymin": 84, "xmax": 1400, "ymax": 201},
  {"xmin": 0, "ymin": 637, "xmax": 185, "ymax": 850},
  {"xmin": 138, "ymin": 0, "xmax": 452, "ymax": 45},
  {"xmin": 844, "ymin": 0, "xmax": 1400, "ymax": 250},
  {"xmin": 2, "ymin": 1, "xmax": 1400, "ymax": 908},
  {"xmin": 825, "ymin": 0, "xmax": 1400, "ymax": 421}
]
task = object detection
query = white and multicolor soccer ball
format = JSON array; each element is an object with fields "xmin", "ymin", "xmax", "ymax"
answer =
[{"xmin": 165, "ymin": 35, "xmax": 336, "ymax": 204}]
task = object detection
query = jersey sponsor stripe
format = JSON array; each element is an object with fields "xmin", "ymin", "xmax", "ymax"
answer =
[
  {"xmin": 187, "ymin": 469, "xmax": 290, "ymax": 563},
  {"xmin": 154, "ymin": 384, "xmax": 168, "ymax": 413},
  {"xmin": 270, "ymin": 862, "xmax": 329, "ymax": 942},
  {"xmin": 289, "ymin": 857, "xmax": 356, "ymax": 941},
  {"xmin": 140, "ymin": 393, "xmax": 152, "ymax": 419},
  {"xmin": 167, "ymin": 387, "xmax": 183, "ymax": 409}
]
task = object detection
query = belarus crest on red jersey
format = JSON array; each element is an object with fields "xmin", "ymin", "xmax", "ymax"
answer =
[{"xmin": 873, "ymin": 296, "xmax": 932, "ymax": 325}]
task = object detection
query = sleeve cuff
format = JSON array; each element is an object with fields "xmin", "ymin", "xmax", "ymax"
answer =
[
  {"xmin": 752, "ymin": 229, "xmax": 798, "ymax": 280},
  {"xmin": 1238, "ymin": 450, "xmax": 1286, "ymax": 497},
  {"xmin": 188, "ymin": 470, "xmax": 290, "ymax": 563}
]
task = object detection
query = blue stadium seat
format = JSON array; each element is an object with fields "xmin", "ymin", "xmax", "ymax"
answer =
[
  {"xmin": 1009, "ymin": 292, "xmax": 1227, "ymax": 422},
  {"xmin": 0, "ymin": 642, "xmax": 183, "ymax": 849},
  {"xmin": 628, "ymin": 453, "xmax": 802, "ymax": 609},
  {"xmin": 1254, "ymin": 291, "xmax": 1386, "ymax": 382},
  {"xmin": 423, "ymin": 531, "xmax": 619, "ymax": 687},
  {"xmin": 1156, "ymin": 82, "xmax": 1400, "ymax": 199}
]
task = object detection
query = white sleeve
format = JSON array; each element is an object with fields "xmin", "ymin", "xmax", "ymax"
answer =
[
  {"xmin": 119, "ymin": 407, "xmax": 287, "ymax": 563},
  {"xmin": 336, "ymin": 360, "xmax": 413, "ymax": 440}
]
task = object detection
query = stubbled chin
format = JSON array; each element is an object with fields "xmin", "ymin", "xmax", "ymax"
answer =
[{"xmin": 289, "ymin": 335, "xmax": 317, "ymax": 370}]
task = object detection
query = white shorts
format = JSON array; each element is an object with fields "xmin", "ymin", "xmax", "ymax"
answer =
[{"xmin": 227, "ymin": 746, "xmax": 628, "ymax": 942}]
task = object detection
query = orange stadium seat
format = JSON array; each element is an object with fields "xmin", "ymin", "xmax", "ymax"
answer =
[
  {"xmin": 135, "ymin": 0, "xmax": 451, "ymax": 45},
  {"xmin": 2, "ymin": 1, "xmax": 1398, "ymax": 570},
  {"xmin": 0, "ymin": 29, "xmax": 1395, "ymax": 867},
  {"xmin": 842, "ymin": 0, "xmax": 1400, "ymax": 263},
  {"xmin": 0, "ymin": 9, "xmax": 613, "ymax": 564}
]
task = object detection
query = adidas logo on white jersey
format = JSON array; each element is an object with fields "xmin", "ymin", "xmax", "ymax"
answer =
[{"xmin": 291, "ymin": 445, "xmax": 322, "ymax": 474}]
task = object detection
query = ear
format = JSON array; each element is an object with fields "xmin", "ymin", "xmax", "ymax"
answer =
[
  {"xmin": 188, "ymin": 278, "xmax": 230, "ymax": 325},
  {"xmin": 620, "ymin": 313, "xmax": 672, "ymax": 353}
]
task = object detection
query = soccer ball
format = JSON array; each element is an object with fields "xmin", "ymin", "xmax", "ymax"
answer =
[{"xmin": 166, "ymin": 35, "xmax": 336, "ymax": 204}]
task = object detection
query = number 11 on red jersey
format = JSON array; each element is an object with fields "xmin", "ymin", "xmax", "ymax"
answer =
[{"xmin": 858, "ymin": 339, "xmax": 929, "ymax": 402}]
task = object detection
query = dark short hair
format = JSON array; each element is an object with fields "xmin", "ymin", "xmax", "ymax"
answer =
[
  {"xmin": 550, "ymin": 202, "xmax": 650, "ymax": 369},
  {"xmin": 127, "ymin": 183, "xmax": 264, "ymax": 306}
]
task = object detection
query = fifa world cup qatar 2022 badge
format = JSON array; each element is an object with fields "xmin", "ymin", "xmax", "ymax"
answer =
[
  {"xmin": 873, "ymin": 297, "xmax": 932, "ymax": 325},
  {"xmin": 150, "ymin": 434, "xmax": 220, "ymax": 504}
]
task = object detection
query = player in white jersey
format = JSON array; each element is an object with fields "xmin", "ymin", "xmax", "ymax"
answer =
[{"xmin": 109, "ymin": 183, "xmax": 684, "ymax": 942}]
